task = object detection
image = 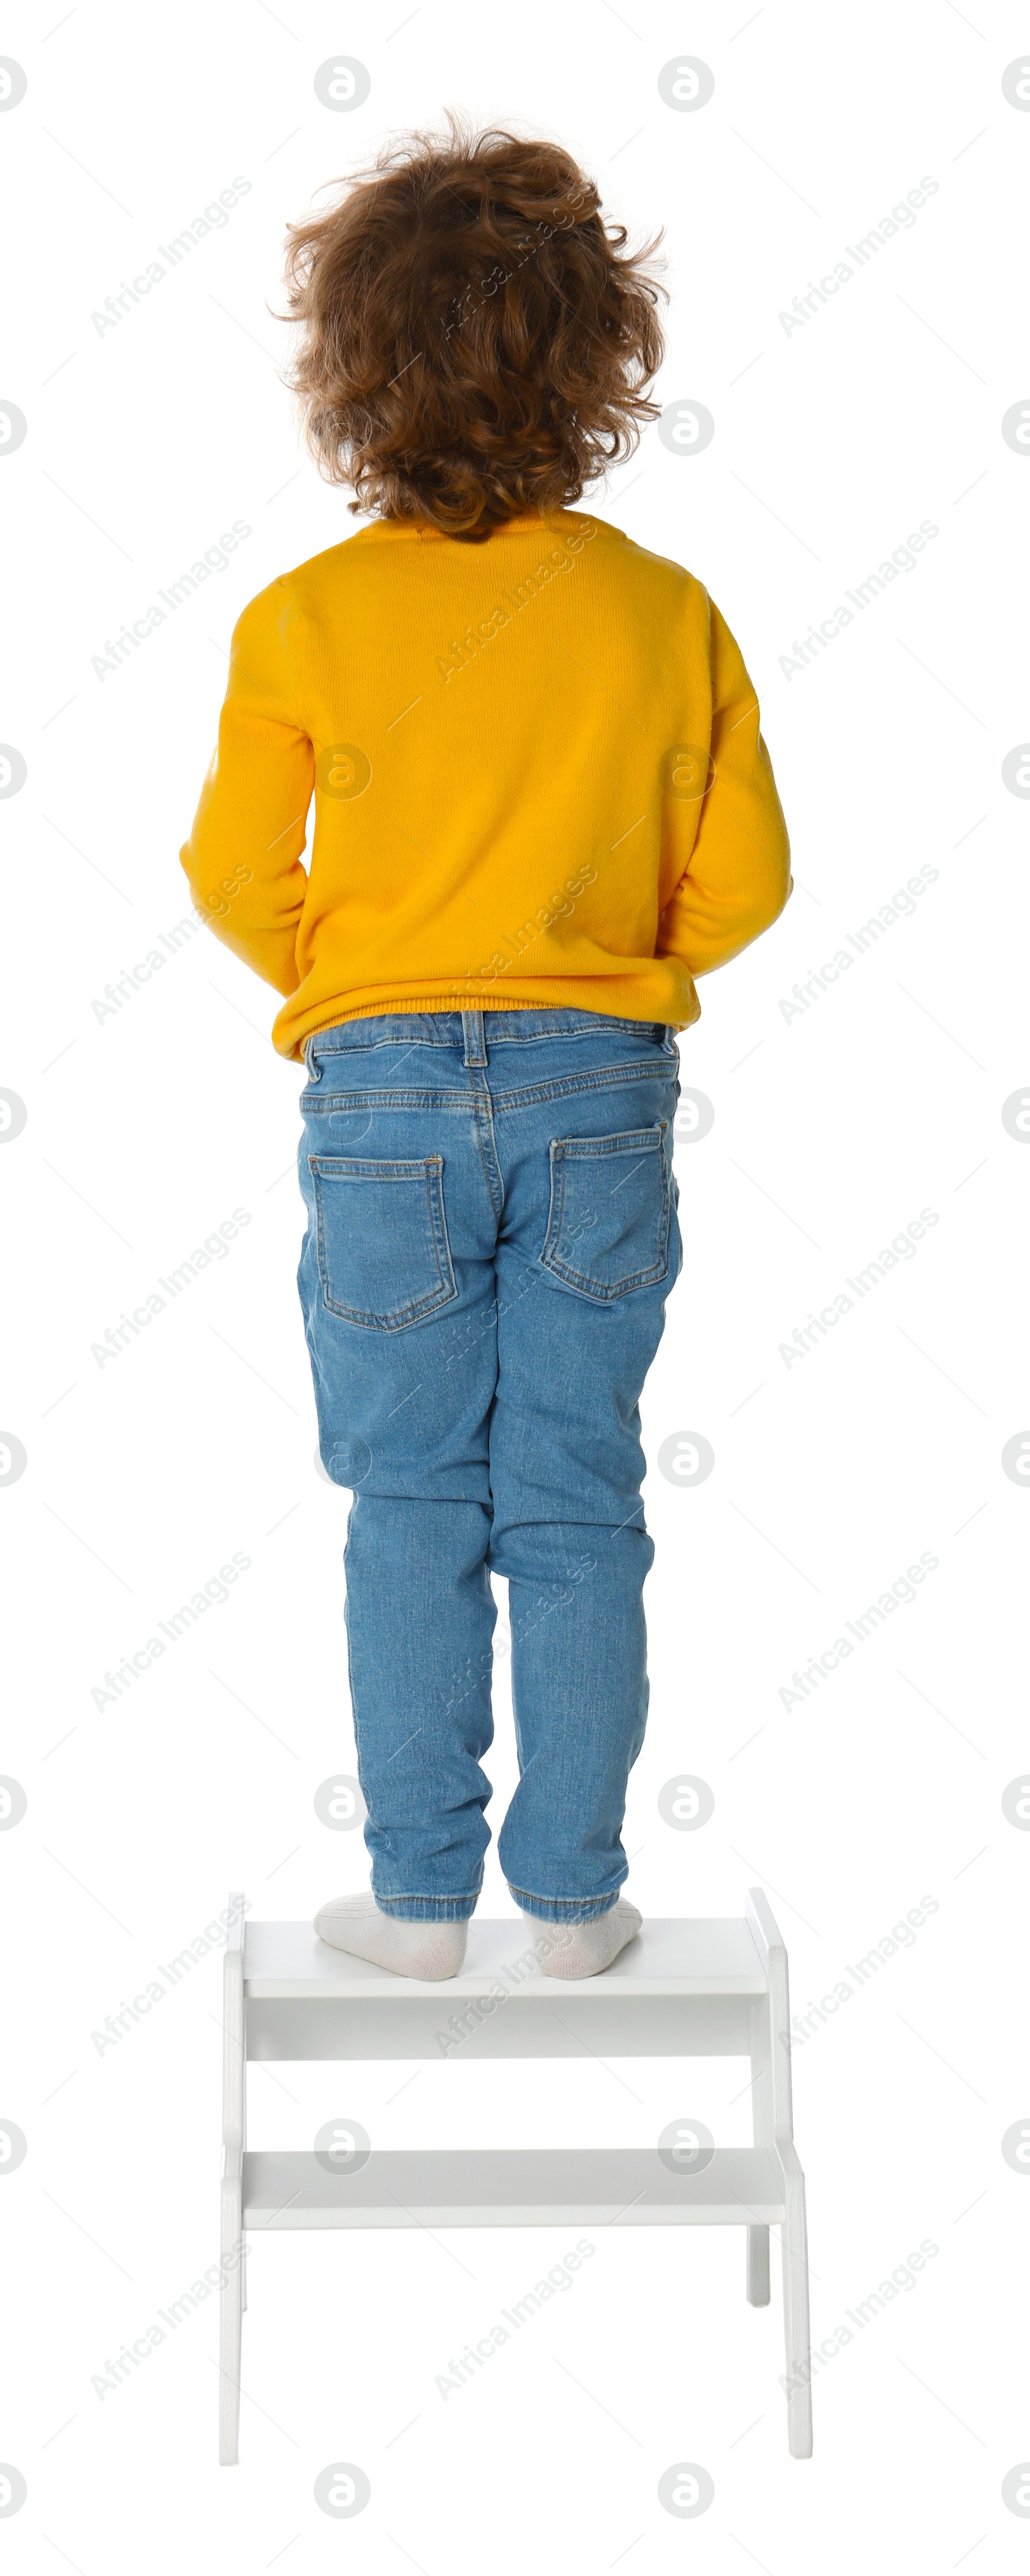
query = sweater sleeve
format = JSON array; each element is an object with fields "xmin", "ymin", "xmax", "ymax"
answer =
[
  {"xmin": 180, "ymin": 579, "xmax": 314, "ymax": 995},
  {"xmin": 657, "ymin": 596, "xmax": 791, "ymax": 976}
]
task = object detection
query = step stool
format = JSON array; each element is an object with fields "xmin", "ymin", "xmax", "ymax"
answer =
[{"xmin": 219, "ymin": 1886, "xmax": 812, "ymax": 2463}]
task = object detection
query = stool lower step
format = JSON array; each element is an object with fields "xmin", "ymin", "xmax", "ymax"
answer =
[{"xmin": 241, "ymin": 2145, "xmax": 786, "ymax": 2230}]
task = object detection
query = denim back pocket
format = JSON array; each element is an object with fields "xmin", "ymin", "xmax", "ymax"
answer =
[
  {"xmin": 308, "ymin": 1154, "xmax": 457, "ymax": 1330},
  {"xmin": 540, "ymin": 1125, "xmax": 671, "ymax": 1302}
]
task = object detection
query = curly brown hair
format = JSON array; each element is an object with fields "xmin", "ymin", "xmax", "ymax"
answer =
[{"xmin": 282, "ymin": 111, "xmax": 666, "ymax": 541}]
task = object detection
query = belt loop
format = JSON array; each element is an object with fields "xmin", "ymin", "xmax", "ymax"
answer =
[{"xmin": 462, "ymin": 1008, "xmax": 487, "ymax": 1067}]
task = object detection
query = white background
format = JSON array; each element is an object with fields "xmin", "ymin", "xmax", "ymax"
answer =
[{"xmin": 1, "ymin": 0, "xmax": 1026, "ymax": 2564}]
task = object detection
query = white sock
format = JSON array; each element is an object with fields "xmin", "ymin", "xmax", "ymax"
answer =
[
  {"xmin": 314, "ymin": 1891, "xmax": 469, "ymax": 1980},
  {"xmin": 521, "ymin": 1899, "xmax": 642, "ymax": 1979}
]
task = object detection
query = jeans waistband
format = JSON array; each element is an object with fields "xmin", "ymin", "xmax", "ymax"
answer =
[{"xmin": 306, "ymin": 1009, "xmax": 676, "ymax": 1069}]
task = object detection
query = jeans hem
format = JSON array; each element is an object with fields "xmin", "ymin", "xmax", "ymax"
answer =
[
  {"xmin": 371, "ymin": 1892, "xmax": 480, "ymax": 1922},
  {"xmin": 506, "ymin": 1881, "xmax": 623, "ymax": 1923}
]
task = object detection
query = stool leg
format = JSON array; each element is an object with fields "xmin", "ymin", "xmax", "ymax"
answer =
[
  {"xmin": 747, "ymin": 2223, "xmax": 770, "ymax": 2304},
  {"xmin": 219, "ymin": 2164, "xmax": 243, "ymax": 2466},
  {"xmin": 780, "ymin": 2145, "xmax": 813, "ymax": 2459},
  {"xmin": 220, "ymin": 1893, "xmax": 246, "ymax": 2465},
  {"xmin": 240, "ymin": 2060, "xmax": 247, "ymax": 2312},
  {"xmin": 747, "ymin": 1989, "xmax": 773, "ymax": 2311},
  {"xmin": 745, "ymin": 1892, "xmax": 814, "ymax": 2458}
]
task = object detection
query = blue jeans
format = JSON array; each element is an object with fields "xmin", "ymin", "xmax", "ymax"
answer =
[{"xmin": 296, "ymin": 1008, "xmax": 682, "ymax": 1923}]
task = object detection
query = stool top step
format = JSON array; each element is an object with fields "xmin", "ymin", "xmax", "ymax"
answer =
[{"xmin": 241, "ymin": 1915, "xmax": 768, "ymax": 2000}]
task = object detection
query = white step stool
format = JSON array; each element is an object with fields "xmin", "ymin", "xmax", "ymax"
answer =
[{"xmin": 219, "ymin": 1886, "xmax": 812, "ymax": 2463}]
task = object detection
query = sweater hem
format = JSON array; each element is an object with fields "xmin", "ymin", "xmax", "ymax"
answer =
[{"xmin": 276, "ymin": 984, "xmax": 700, "ymax": 1061}]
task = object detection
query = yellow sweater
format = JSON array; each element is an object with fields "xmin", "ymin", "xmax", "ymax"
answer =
[{"xmin": 180, "ymin": 509, "xmax": 791, "ymax": 1062}]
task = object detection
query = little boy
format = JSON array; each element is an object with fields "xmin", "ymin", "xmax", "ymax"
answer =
[{"xmin": 181, "ymin": 117, "xmax": 791, "ymax": 1981}]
